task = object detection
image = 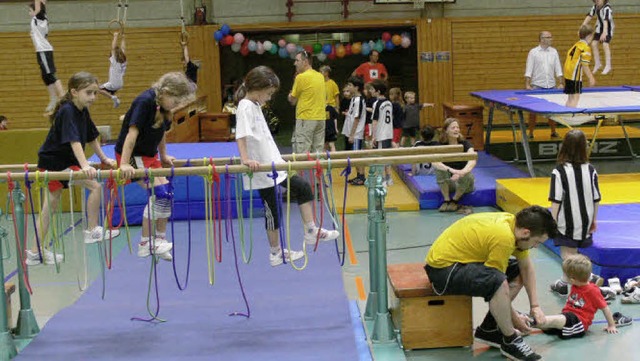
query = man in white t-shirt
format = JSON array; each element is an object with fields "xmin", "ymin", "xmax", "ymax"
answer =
[
  {"xmin": 29, "ymin": 0, "xmax": 64, "ymax": 114},
  {"xmin": 524, "ymin": 31, "xmax": 564, "ymax": 140}
]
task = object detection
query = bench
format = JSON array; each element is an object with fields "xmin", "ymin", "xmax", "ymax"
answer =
[
  {"xmin": 4, "ymin": 282, "xmax": 15, "ymax": 329},
  {"xmin": 387, "ymin": 263, "xmax": 473, "ymax": 350}
]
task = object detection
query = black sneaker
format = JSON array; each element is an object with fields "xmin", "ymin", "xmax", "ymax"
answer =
[
  {"xmin": 590, "ymin": 273, "xmax": 604, "ymax": 287},
  {"xmin": 474, "ymin": 327, "xmax": 502, "ymax": 348},
  {"xmin": 500, "ymin": 335, "xmax": 542, "ymax": 361},
  {"xmin": 550, "ymin": 280, "xmax": 568, "ymax": 297}
]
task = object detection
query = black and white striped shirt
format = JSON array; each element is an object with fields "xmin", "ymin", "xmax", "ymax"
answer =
[
  {"xmin": 549, "ymin": 163, "xmax": 601, "ymax": 241},
  {"xmin": 588, "ymin": 4, "xmax": 615, "ymax": 37}
]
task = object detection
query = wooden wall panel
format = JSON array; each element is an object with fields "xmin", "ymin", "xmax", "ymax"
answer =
[{"xmin": 449, "ymin": 14, "xmax": 640, "ymax": 125}]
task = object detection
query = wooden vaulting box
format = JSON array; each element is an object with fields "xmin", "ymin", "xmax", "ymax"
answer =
[{"xmin": 387, "ymin": 263, "xmax": 473, "ymax": 350}]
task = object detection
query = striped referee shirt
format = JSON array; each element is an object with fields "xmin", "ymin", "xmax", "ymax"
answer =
[{"xmin": 549, "ymin": 163, "xmax": 601, "ymax": 241}]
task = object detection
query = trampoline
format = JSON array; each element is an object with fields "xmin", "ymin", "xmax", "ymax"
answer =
[{"xmin": 472, "ymin": 86, "xmax": 640, "ymax": 176}]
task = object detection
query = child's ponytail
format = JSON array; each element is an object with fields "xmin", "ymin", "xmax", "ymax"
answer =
[{"xmin": 48, "ymin": 92, "xmax": 72, "ymax": 124}]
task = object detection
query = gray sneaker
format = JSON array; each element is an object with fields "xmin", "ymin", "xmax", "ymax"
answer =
[{"xmin": 550, "ymin": 279, "xmax": 568, "ymax": 297}]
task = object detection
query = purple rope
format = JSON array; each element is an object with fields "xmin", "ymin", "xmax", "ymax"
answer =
[
  {"xmin": 24, "ymin": 170, "xmax": 44, "ymax": 262},
  {"xmin": 225, "ymin": 163, "xmax": 250, "ymax": 318},
  {"xmin": 131, "ymin": 168, "xmax": 163, "ymax": 323},
  {"xmin": 338, "ymin": 158, "xmax": 352, "ymax": 265},
  {"xmin": 170, "ymin": 163, "xmax": 192, "ymax": 290},
  {"xmin": 267, "ymin": 162, "xmax": 286, "ymax": 264}
]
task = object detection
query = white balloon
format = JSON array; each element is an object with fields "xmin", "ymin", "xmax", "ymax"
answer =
[
  {"xmin": 316, "ymin": 52, "xmax": 327, "ymax": 62},
  {"xmin": 231, "ymin": 43, "xmax": 241, "ymax": 52},
  {"xmin": 263, "ymin": 40, "xmax": 273, "ymax": 51},
  {"xmin": 256, "ymin": 42, "xmax": 265, "ymax": 54}
]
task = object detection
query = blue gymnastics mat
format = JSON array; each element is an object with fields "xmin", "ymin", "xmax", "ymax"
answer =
[
  {"xmin": 16, "ymin": 216, "xmax": 361, "ymax": 361},
  {"xmin": 90, "ymin": 143, "xmax": 263, "ymax": 225},
  {"xmin": 395, "ymin": 152, "xmax": 528, "ymax": 209},
  {"xmin": 543, "ymin": 203, "xmax": 640, "ymax": 284}
]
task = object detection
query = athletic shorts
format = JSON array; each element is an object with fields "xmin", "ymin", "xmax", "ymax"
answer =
[
  {"xmin": 402, "ymin": 126, "xmax": 418, "ymax": 138},
  {"xmin": 41, "ymin": 165, "xmax": 80, "ymax": 192},
  {"xmin": 392, "ymin": 128, "xmax": 402, "ymax": 144},
  {"xmin": 594, "ymin": 33, "xmax": 612, "ymax": 44},
  {"xmin": 425, "ymin": 258, "xmax": 520, "ymax": 302},
  {"xmin": 377, "ymin": 139, "xmax": 392, "ymax": 149},
  {"xmin": 564, "ymin": 79, "xmax": 583, "ymax": 95},
  {"xmin": 542, "ymin": 311, "xmax": 585, "ymax": 339},
  {"xmin": 36, "ymin": 51, "xmax": 58, "ymax": 86},
  {"xmin": 258, "ymin": 175, "xmax": 314, "ymax": 230},
  {"xmin": 552, "ymin": 233, "xmax": 593, "ymax": 248},
  {"xmin": 435, "ymin": 169, "xmax": 475, "ymax": 195}
]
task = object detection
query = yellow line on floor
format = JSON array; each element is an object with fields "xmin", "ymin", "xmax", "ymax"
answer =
[
  {"xmin": 343, "ymin": 218, "xmax": 358, "ymax": 266},
  {"xmin": 355, "ymin": 276, "xmax": 367, "ymax": 301}
]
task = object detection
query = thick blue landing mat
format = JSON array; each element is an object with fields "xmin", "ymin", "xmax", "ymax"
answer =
[
  {"xmin": 543, "ymin": 203, "xmax": 640, "ymax": 283},
  {"xmin": 90, "ymin": 143, "xmax": 263, "ymax": 225},
  {"xmin": 396, "ymin": 152, "xmax": 528, "ymax": 209},
  {"xmin": 16, "ymin": 218, "xmax": 359, "ymax": 361}
]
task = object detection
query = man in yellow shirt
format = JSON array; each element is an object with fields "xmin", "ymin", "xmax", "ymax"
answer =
[
  {"xmin": 288, "ymin": 51, "xmax": 326, "ymax": 153},
  {"xmin": 425, "ymin": 206, "xmax": 557, "ymax": 361}
]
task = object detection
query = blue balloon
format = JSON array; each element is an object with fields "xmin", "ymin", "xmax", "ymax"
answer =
[
  {"xmin": 361, "ymin": 42, "xmax": 371, "ymax": 56},
  {"xmin": 220, "ymin": 24, "xmax": 231, "ymax": 36},
  {"xmin": 322, "ymin": 44, "xmax": 332, "ymax": 55},
  {"xmin": 385, "ymin": 40, "xmax": 395, "ymax": 50},
  {"xmin": 213, "ymin": 30, "xmax": 223, "ymax": 42},
  {"xmin": 278, "ymin": 47, "xmax": 289, "ymax": 58}
]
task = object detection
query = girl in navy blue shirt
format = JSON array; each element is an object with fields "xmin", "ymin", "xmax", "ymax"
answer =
[
  {"xmin": 26, "ymin": 72, "xmax": 118, "ymax": 266},
  {"xmin": 115, "ymin": 72, "xmax": 195, "ymax": 261}
]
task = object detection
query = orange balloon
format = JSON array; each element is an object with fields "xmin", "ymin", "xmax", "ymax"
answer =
[
  {"xmin": 335, "ymin": 44, "xmax": 346, "ymax": 58},
  {"xmin": 391, "ymin": 34, "xmax": 402, "ymax": 46},
  {"xmin": 351, "ymin": 42, "xmax": 362, "ymax": 54}
]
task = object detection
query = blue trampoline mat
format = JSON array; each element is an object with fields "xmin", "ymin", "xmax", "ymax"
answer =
[
  {"xmin": 396, "ymin": 152, "xmax": 528, "ymax": 209},
  {"xmin": 543, "ymin": 203, "xmax": 640, "ymax": 284}
]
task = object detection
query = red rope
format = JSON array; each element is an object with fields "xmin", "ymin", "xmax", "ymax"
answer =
[{"xmin": 312, "ymin": 159, "xmax": 325, "ymax": 252}]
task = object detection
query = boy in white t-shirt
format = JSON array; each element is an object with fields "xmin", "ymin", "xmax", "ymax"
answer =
[
  {"xmin": 341, "ymin": 76, "xmax": 367, "ymax": 186},
  {"xmin": 28, "ymin": 0, "xmax": 64, "ymax": 114},
  {"xmin": 99, "ymin": 32, "xmax": 127, "ymax": 108},
  {"xmin": 370, "ymin": 79, "xmax": 394, "ymax": 186}
]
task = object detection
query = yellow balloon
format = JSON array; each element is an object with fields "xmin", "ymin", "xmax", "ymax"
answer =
[
  {"xmin": 336, "ymin": 44, "xmax": 346, "ymax": 58},
  {"xmin": 392, "ymin": 34, "xmax": 402, "ymax": 46},
  {"xmin": 352, "ymin": 42, "xmax": 362, "ymax": 54}
]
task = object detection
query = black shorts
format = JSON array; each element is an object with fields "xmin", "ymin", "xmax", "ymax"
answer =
[
  {"xmin": 552, "ymin": 233, "xmax": 593, "ymax": 248},
  {"xmin": 564, "ymin": 79, "xmax": 583, "ymax": 95},
  {"xmin": 424, "ymin": 258, "xmax": 520, "ymax": 302},
  {"xmin": 344, "ymin": 138, "xmax": 364, "ymax": 151},
  {"xmin": 99, "ymin": 86, "xmax": 117, "ymax": 95},
  {"xmin": 594, "ymin": 33, "xmax": 612, "ymax": 44},
  {"xmin": 542, "ymin": 311, "xmax": 585, "ymax": 339},
  {"xmin": 258, "ymin": 175, "xmax": 314, "ymax": 230},
  {"xmin": 377, "ymin": 139, "xmax": 392, "ymax": 149},
  {"xmin": 402, "ymin": 126, "xmax": 418, "ymax": 137},
  {"xmin": 36, "ymin": 51, "xmax": 58, "ymax": 85}
]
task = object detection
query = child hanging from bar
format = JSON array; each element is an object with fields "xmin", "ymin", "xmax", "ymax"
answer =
[
  {"xmin": 28, "ymin": 0, "xmax": 65, "ymax": 114},
  {"xmin": 116, "ymin": 72, "xmax": 195, "ymax": 261},
  {"xmin": 25, "ymin": 72, "xmax": 120, "ymax": 266},
  {"xmin": 235, "ymin": 66, "xmax": 340, "ymax": 267},
  {"xmin": 98, "ymin": 32, "xmax": 127, "ymax": 108},
  {"xmin": 582, "ymin": 0, "xmax": 615, "ymax": 75}
]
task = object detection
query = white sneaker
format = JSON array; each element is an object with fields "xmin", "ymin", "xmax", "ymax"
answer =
[
  {"xmin": 304, "ymin": 227, "xmax": 340, "ymax": 245},
  {"xmin": 84, "ymin": 226, "xmax": 121, "ymax": 244},
  {"xmin": 112, "ymin": 96, "xmax": 121, "ymax": 108},
  {"xmin": 25, "ymin": 249, "xmax": 64, "ymax": 265},
  {"xmin": 137, "ymin": 239, "xmax": 173, "ymax": 261},
  {"xmin": 269, "ymin": 249, "xmax": 304, "ymax": 267},
  {"xmin": 154, "ymin": 238, "xmax": 173, "ymax": 261}
]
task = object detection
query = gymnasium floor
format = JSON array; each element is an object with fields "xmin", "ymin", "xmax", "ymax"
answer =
[{"xmin": 3, "ymin": 144, "xmax": 640, "ymax": 360}]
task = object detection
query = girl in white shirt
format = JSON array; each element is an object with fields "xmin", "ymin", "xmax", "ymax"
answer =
[{"xmin": 235, "ymin": 66, "xmax": 340, "ymax": 267}]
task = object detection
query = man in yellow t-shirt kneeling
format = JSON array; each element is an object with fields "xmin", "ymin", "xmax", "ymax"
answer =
[{"xmin": 425, "ymin": 206, "xmax": 557, "ymax": 361}]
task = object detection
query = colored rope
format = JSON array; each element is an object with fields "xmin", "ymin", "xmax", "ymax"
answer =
[
  {"xmin": 170, "ymin": 162, "xmax": 192, "ymax": 290},
  {"xmin": 6, "ymin": 173, "xmax": 33, "ymax": 293},
  {"xmin": 285, "ymin": 161, "xmax": 308, "ymax": 270}
]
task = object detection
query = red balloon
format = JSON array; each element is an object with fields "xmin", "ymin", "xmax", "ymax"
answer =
[
  {"xmin": 328, "ymin": 46, "xmax": 336, "ymax": 60},
  {"xmin": 344, "ymin": 43, "xmax": 352, "ymax": 56},
  {"xmin": 303, "ymin": 44, "xmax": 313, "ymax": 53},
  {"xmin": 381, "ymin": 32, "xmax": 391, "ymax": 42},
  {"xmin": 223, "ymin": 35, "xmax": 234, "ymax": 46},
  {"xmin": 240, "ymin": 40, "xmax": 249, "ymax": 56}
]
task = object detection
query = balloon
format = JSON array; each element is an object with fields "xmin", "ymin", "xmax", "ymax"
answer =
[
  {"xmin": 328, "ymin": 46, "xmax": 336, "ymax": 60},
  {"xmin": 296, "ymin": 45, "xmax": 304, "ymax": 54},
  {"xmin": 278, "ymin": 47, "xmax": 289, "ymax": 58},
  {"xmin": 351, "ymin": 42, "xmax": 362, "ymax": 54},
  {"xmin": 220, "ymin": 24, "xmax": 231, "ymax": 36},
  {"xmin": 231, "ymin": 43, "xmax": 241, "ymax": 52},
  {"xmin": 361, "ymin": 42, "xmax": 371, "ymax": 56},
  {"xmin": 344, "ymin": 43, "xmax": 352, "ymax": 56},
  {"xmin": 269, "ymin": 44, "xmax": 278, "ymax": 54},
  {"xmin": 316, "ymin": 52, "xmax": 327, "ymax": 62},
  {"xmin": 233, "ymin": 33, "xmax": 245, "ymax": 44},
  {"xmin": 240, "ymin": 44, "xmax": 250, "ymax": 56},
  {"xmin": 256, "ymin": 42, "xmax": 265, "ymax": 54},
  {"xmin": 214, "ymin": 30, "xmax": 223, "ymax": 42},
  {"xmin": 313, "ymin": 43, "xmax": 322, "ymax": 54},
  {"xmin": 335, "ymin": 44, "xmax": 346, "ymax": 58},
  {"xmin": 374, "ymin": 39, "xmax": 384, "ymax": 52},
  {"xmin": 286, "ymin": 43, "xmax": 297, "ymax": 54},
  {"xmin": 263, "ymin": 40, "xmax": 273, "ymax": 51},
  {"xmin": 303, "ymin": 44, "xmax": 313, "ymax": 54},
  {"xmin": 278, "ymin": 39, "xmax": 287, "ymax": 48},
  {"xmin": 369, "ymin": 40, "xmax": 375, "ymax": 49},
  {"xmin": 322, "ymin": 43, "xmax": 332, "ymax": 54},
  {"xmin": 381, "ymin": 32, "xmax": 391, "ymax": 42},
  {"xmin": 401, "ymin": 36, "xmax": 411, "ymax": 48},
  {"xmin": 247, "ymin": 40, "xmax": 257, "ymax": 52},
  {"xmin": 392, "ymin": 34, "xmax": 402, "ymax": 46},
  {"xmin": 223, "ymin": 35, "xmax": 234, "ymax": 46},
  {"xmin": 385, "ymin": 40, "xmax": 394, "ymax": 50}
]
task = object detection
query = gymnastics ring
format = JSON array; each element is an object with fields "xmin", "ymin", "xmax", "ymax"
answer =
[
  {"xmin": 108, "ymin": 20, "xmax": 124, "ymax": 35},
  {"xmin": 180, "ymin": 31, "xmax": 190, "ymax": 45}
]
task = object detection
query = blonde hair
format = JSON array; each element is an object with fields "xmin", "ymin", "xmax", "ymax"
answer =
[
  {"xmin": 152, "ymin": 72, "xmax": 196, "ymax": 128},
  {"xmin": 562, "ymin": 254, "xmax": 592, "ymax": 283},
  {"xmin": 404, "ymin": 91, "xmax": 416, "ymax": 101},
  {"xmin": 389, "ymin": 87, "xmax": 404, "ymax": 105}
]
